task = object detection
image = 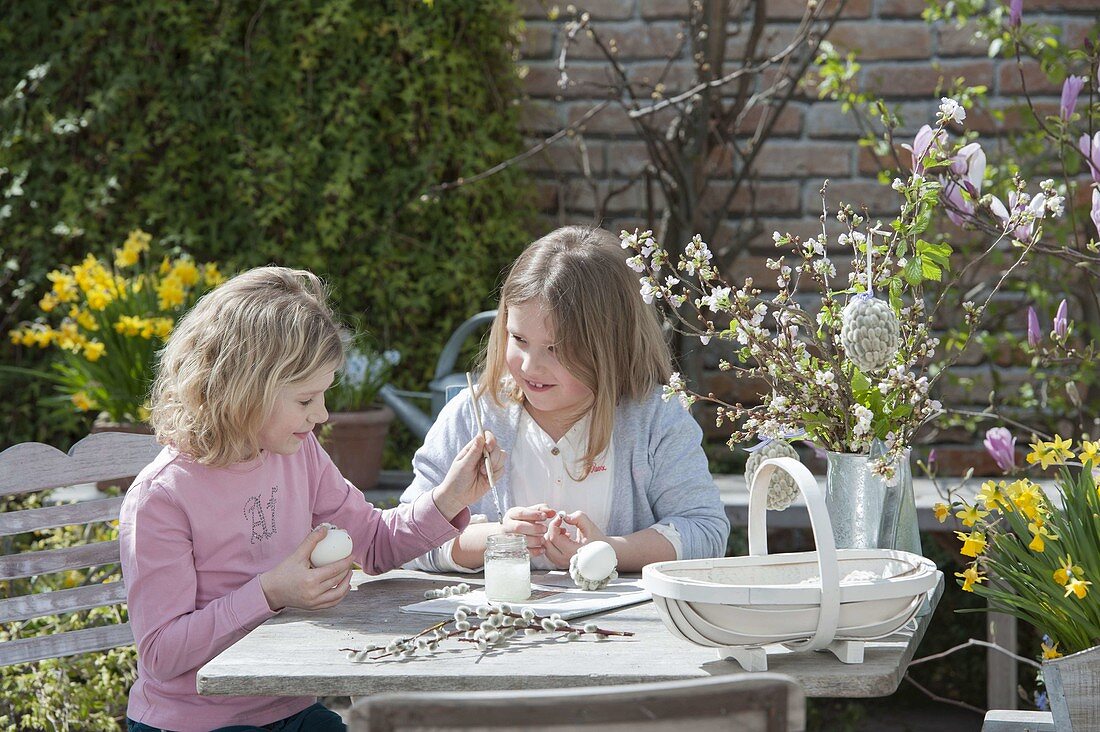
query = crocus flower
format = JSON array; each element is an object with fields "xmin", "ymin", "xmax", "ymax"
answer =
[
  {"xmin": 1053, "ymin": 299, "xmax": 1068, "ymax": 338},
  {"xmin": 1027, "ymin": 306, "xmax": 1041, "ymax": 347},
  {"xmin": 1009, "ymin": 0, "xmax": 1022, "ymax": 27},
  {"xmin": 1060, "ymin": 76, "xmax": 1086, "ymax": 120},
  {"xmin": 984, "ymin": 426, "xmax": 1016, "ymax": 473},
  {"xmin": 1092, "ymin": 186, "xmax": 1100, "ymax": 240},
  {"xmin": 1080, "ymin": 132, "xmax": 1100, "ymax": 183}
]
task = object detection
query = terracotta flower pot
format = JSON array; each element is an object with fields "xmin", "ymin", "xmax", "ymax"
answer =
[{"xmin": 316, "ymin": 406, "xmax": 395, "ymax": 491}]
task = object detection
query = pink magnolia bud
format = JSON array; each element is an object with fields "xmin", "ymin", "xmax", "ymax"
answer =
[
  {"xmin": 1060, "ymin": 76, "xmax": 1086, "ymax": 120},
  {"xmin": 1027, "ymin": 306, "xmax": 1041, "ymax": 347},
  {"xmin": 984, "ymin": 427, "xmax": 1016, "ymax": 473},
  {"xmin": 1009, "ymin": 0, "xmax": 1023, "ymax": 27},
  {"xmin": 1053, "ymin": 299, "xmax": 1068, "ymax": 338}
]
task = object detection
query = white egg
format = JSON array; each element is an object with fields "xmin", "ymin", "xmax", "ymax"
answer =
[
  {"xmin": 310, "ymin": 525, "xmax": 353, "ymax": 566},
  {"xmin": 575, "ymin": 541, "xmax": 617, "ymax": 581}
]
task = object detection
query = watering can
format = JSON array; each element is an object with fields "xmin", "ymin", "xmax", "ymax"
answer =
[{"xmin": 378, "ymin": 310, "xmax": 496, "ymax": 440}]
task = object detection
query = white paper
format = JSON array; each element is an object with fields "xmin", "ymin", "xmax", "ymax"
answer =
[{"xmin": 400, "ymin": 572, "xmax": 651, "ymax": 621}]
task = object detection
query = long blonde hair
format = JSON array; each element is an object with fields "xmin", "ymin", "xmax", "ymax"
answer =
[
  {"xmin": 479, "ymin": 226, "xmax": 671, "ymax": 475},
  {"xmin": 149, "ymin": 266, "xmax": 346, "ymax": 467}
]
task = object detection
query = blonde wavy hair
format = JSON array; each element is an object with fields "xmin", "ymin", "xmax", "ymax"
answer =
[
  {"xmin": 479, "ymin": 226, "xmax": 671, "ymax": 476},
  {"xmin": 148, "ymin": 266, "xmax": 346, "ymax": 467}
]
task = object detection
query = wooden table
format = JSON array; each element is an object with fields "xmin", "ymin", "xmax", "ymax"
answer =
[{"xmin": 197, "ymin": 569, "xmax": 943, "ymax": 699}]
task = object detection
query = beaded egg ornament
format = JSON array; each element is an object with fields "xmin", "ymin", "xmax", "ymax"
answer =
[
  {"xmin": 744, "ymin": 440, "xmax": 800, "ymax": 510},
  {"xmin": 569, "ymin": 541, "xmax": 619, "ymax": 590},
  {"xmin": 839, "ymin": 242, "xmax": 901, "ymax": 372}
]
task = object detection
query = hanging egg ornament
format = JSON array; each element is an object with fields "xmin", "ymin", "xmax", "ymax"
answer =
[
  {"xmin": 310, "ymin": 523, "xmax": 353, "ymax": 567},
  {"xmin": 744, "ymin": 441, "xmax": 801, "ymax": 510},
  {"xmin": 840, "ymin": 294, "xmax": 901, "ymax": 372},
  {"xmin": 569, "ymin": 541, "xmax": 619, "ymax": 590}
]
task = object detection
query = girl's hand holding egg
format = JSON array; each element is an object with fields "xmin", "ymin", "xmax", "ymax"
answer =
[
  {"xmin": 310, "ymin": 523, "xmax": 353, "ymax": 567},
  {"xmin": 502, "ymin": 503, "xmax": 556, "ymax": 557}
]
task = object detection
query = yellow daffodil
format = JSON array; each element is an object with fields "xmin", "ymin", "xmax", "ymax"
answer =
[
  {"xmin": 1065, "ymin": 577, "xmax": 1091, "ymax": 599},
  {"xmin": 933, "ymin": 502, "xmax": 950, "ymax": 523},
  {"xmin": 1041, "ymin": 640, "xmax": 1062, "ymax": 660},
  {"xmin": 1053, "ymin": 556, "xmax": 1083, "ymax": 586},
  {"xmin": 956, "ymin": 530, "xmax": 987, "ymax": 558},
  {"xmin": 171, "ymin": 258, "xmax": 200, "ymax": 287},
  {"xmin": 1013, "ymin": 482, "xmax": 1045, "ymax": 521},
  {"xmin": 38, "ymin": 292, "xmax": 59, "ymax": 312},
  {"xmin": 1078, "ymin": 440, "xmax": 1100, "ymax": 465},
  {"xmin": 71, "ymin": 391, "xmax": 95, "ymax": 411},
  {"xmin": 124, "ymin": 228, "xmax": 152, "ymax": 253},
  {"xmin": 71, "ymin": 308, "xmax": 98, "ymax": 331},
  {"xmin": 1027, "ymin": 520, "xmax": 1057, "ymax": 552},
  {"xmin": 47, "ymin": 270, "xmax": 78, "ymax": 302},
  {"xmin": 82, "ymin": 341, "xmax": 105, "ymax": 362},
  {"xmin": 1048, "ymin": 435, "xmax": 1075, "ymax": 463},
  {"xmin": 204, "ymin": 262, "xmax": 224, "ymax": 286},
  {"xmin": 955, "ymin": 564, "xmax": 985, "ymax": 592},
  {"xmin": 956, "ymin": 503, "xmax": 991, "ymax": 528},
  {"xmin": 8, "ymin": 329, "xmax": 21, "ymax": 345},
  {"xmin": 85, "ymin": 287, "xmax": 112, "ymax": 311},
  {"xmin": 975, "ymin": 480, "xmax": 1007, "ymax": 513},
  {"xmin": 156, "ymin": 275, "xmax": 186, "ymax": 309}
]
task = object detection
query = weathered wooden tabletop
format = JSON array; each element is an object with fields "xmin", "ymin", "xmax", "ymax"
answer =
[{"xmin": 197, "ymin": 568, "xmax": 943, "ymax": 699}]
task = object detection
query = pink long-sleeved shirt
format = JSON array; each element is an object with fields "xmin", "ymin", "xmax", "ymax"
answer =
[{"xmin": 119, "ymin": 433, "xmax": 468, "ymax": 731}]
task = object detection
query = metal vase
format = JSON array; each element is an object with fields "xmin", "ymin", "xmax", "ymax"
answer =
[{"xmin": 824, "ymin": 445, "xmax": 921, "ymax": 555}]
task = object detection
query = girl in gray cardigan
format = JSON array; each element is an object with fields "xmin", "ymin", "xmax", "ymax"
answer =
[{"xmin": 401, "ymin": 226, "xmax": 729, "ymax": 572}]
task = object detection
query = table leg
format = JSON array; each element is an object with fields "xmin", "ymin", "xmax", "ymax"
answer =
[{"xmin": 986, "ymin": 611, "xmax": 1018, "ymax": 710}]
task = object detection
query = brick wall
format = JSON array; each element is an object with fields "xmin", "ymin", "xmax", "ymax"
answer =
[{"xmin": 514, "ymin": 0, "xmax": 1096, "ymax": 473}]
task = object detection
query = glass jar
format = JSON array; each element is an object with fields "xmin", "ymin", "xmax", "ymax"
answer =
[{"xmin": 484, "ymin": 533, "xmax": 531, "ymax": 602}]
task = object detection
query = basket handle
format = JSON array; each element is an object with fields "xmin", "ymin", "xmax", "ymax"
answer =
[{"xmin": 749, "ymin": 457, "xmax": 840, "ymax": 652}]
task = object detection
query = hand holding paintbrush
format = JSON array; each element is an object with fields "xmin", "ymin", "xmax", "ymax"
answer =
[
  {"xmin": 466, "ymin": 372, "xmax": 506, "ymax": 522},
  {"xmin": 429, "ymin": 379, "xmax": 504, "ymax": 521}
]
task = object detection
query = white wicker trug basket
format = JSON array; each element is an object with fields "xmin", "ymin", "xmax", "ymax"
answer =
[{"xmin": 643, "ymin": 457, "xmax": 940, "ymax": 671}]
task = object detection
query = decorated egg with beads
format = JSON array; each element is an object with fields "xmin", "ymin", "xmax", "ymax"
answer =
[
  {"xmin": 310, "ymin": 524, "xmax": 353, "ymax": 566},
  {"xmin": 570, "ymin": 541, "xmax": 618, "ymax": 590}
]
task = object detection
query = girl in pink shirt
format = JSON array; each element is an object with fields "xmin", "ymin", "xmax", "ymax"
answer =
[{"xmin": 120, "ymin": 266, "xmax": 501, "ymax": 732}]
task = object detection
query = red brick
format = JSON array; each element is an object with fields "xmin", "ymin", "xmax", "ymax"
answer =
[
  {"xmin": 731, "ymin": 104, "xmax": 805, "ymax": 137},
  {"xmin": 863, "ymin": 60, "xmax": 995, "ymax": 98},
  {"xmin": 701, "ymin": 181, "xmax": 804, "ymax": 215},
  {"xmin": 857, "ymin": 144, "xmax": 909, "ymax": 176},
  {"xmin": 569, "ymin": 21, "xmax": 686, "ymax": 60},
  {"xmin": 967, "ymin": 101, "xmax": 1057, "ymax": 134},
  {"xmin": 1063, "ymin": 18, "xmax": 1097, "ymax": 49},
  {"xmin": 521, "ymin": 140, "xmax": 607, "ymax": 176},
  {"xmin": 998, "ymin": 59, "xmax": 1062, "ymax": 95},
  {"xmin": 877, "ymin": 0, "xmax": 927, "ymax": 17},
  {"xmin": 805, "ymin": 101, "xmax": 864, "ymax": 138},
  {"xmin": 827, "ymin": 21, "xmax": 933, "ymax": 61},
  {"xmin": 520, "ymin": 0, "xmax": 636, "ymax": 20},
  {"xmin": 753, "ymin": 141, "xmax": 854, "ymax": 177},
  {"xmin": 811, "ymin": 179, "xmax": 899, "ymax": 216},
  {"xmin": 638, "ymin": 0, "xmax": 686, "ymax": 20},
  {"xmin": 519, "ymin": 99, "xmax": 566, "ymax": 135},
  {"xmin": 1017, "ymin": 0, "xmax": 1100, "ymax": 10},
  {"xmin": 565, "ymin": 97, "xmax": 679, "ymax": 134},
  {"xmin": 519, "ymin": 23, "xmax": 557, "ymax": 59},
  {"xmin": 936, "ymin": 23, "xmax": 991, "ymax": 57},
  {"xmin": 523, "ymin": 61, "xmax": 619, "ymax": 99},
  {"xmin": 767, "ymin": 0, "xmax": 872, "ymax": 21}
]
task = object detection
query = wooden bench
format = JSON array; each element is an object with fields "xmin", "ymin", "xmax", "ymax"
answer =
[{"xmin": 0, "ymin": 431, "xmax": 162, "ymax": 665}]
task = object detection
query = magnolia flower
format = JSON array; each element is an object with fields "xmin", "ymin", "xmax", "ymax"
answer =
[
  {"xmin": 1009, "ymin": 0, "xmax": 1022, "ymax": 27},
  {"xmin": 990, "ymin": 191, "xmax": 1046, "ymax": 242},
  {"xmin": 1027, "ymin": 306, "xmax": 1041, "ymax": 347},
  {"xmin": 938, "ymin": 97, "xmax": 966, "ymax": 125},
  {"xmin": 943, "ymin": 141, "xmax": 986, "ymax": 226},
  {"xmin": 984, "ymin": 427, "xmax": 1016, "ymax": 473},
  {"xmin": 1080, "ymin": 132, "xmax": 1100, "ymax": 183},
  {"xmin": 1092, "ymin": 186, "xmax": 1100, "ymax": 240},
  {"xmin": 902, "ymin": 124, "xmax": 946, "ymax": 174},
  {"xmin": 1060, "ymin": 76, "xmax": 1086, "ymax": 120},
  {"xmin": 1053, "ymin": 299, "xmax": 1068, "ymax": 339}
]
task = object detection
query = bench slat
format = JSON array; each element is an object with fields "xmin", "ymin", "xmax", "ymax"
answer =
[
  {"xmin": 0, "ymin": 582, "xmax": 127, "ymax": 623},
  {"xmin": 0, "ymin": 432, "xmax": 160, "ymax": 495},
  {"xmin": 0, "ymin": 497, "xmax": 124, "ymax": 537},
  {"xmin": 0, "ymin": 541, "xmax": 121, "ymax": 581},
  {"xmin": 0, "ymin": 623, "xmax": 133, "ymax": 666}
]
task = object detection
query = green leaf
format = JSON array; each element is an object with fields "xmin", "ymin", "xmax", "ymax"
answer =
[{"xmin": 902, "ymin": 256, "xmax": 923, "ymax": 286}]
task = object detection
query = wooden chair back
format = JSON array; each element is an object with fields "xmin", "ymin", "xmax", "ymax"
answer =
[
  {"xmin": 348, "ymin": 673, "xmax": 806, "ymax": 732},
  {"xmin": 0, "ymin": 431, "xmax": 162, "ymax": 666}
]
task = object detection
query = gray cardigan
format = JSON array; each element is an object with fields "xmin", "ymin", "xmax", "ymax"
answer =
[{"xmin": 399, "ymin": 386, "xmax": 730, "ymax": 563}]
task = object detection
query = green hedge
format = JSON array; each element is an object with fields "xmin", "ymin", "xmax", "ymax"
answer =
[{"xmin": 0, "ymin": 0, "xmax": 533, "ymax": 450}]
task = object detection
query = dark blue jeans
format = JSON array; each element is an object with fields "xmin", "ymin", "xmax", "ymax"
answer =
[{"xmin": 127, "ymin": 702, "xmax": 346, "ymax": 732}]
